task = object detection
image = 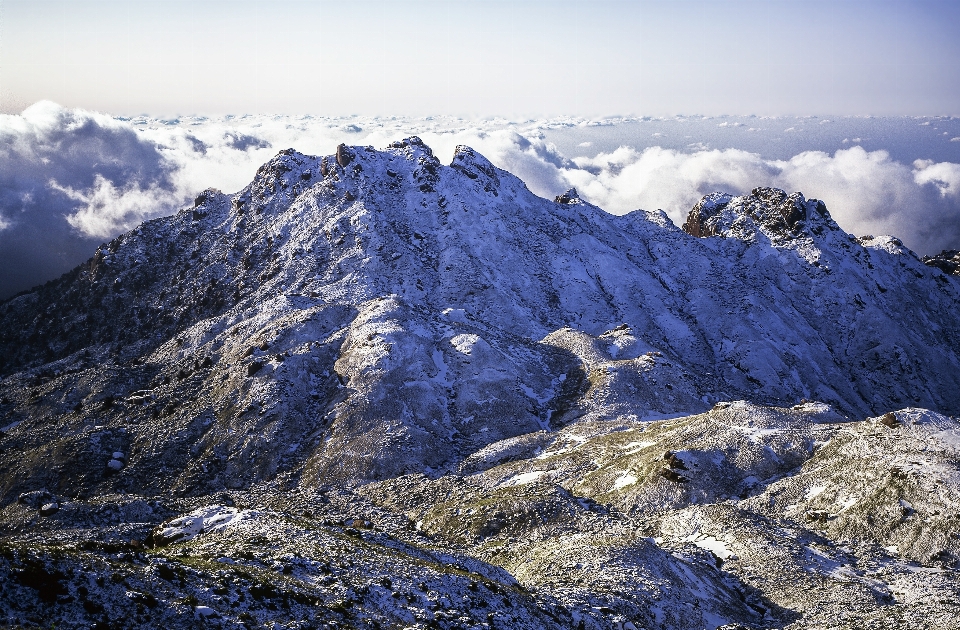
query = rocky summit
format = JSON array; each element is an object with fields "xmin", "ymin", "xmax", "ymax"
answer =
[{"xmin": 1, "ymin": 138, "xmax": 959, "ymax": 629}]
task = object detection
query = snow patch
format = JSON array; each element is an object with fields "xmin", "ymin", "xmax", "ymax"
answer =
[
  {"xmin": 685, "ymin": 534, "xmax": 734, "ymax": 560},
  {"xmin": 431, "ymin": 349, "xmax": 453, "ymax": 386},
  {"xmin": 805, "ymin": 485, "xmax": 828, "ymax": 500},
  {"xmin": 158, "ymin": 505, "xmax": 245, "ymax": 543},
  {"xmin": 441, "ymin": 308, "xmax": 468, "ymax": 323},
  {"xmin": 613, "ymin": 473, "xmax": 638, "ymax": 490},
  {"xmin": 506, "ymin": 471, "xmax": 545, "ymax": 486}
]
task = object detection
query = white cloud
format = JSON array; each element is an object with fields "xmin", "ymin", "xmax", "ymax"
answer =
[
  {"xmin": 564, "ymin": 146, "xmax": 776, "ymax": 223},
  {"xmin": 0, "ymin": 101, "xmax": 180, "ymax": 297},
  {"xmin": 52, "ymin": 175, "xmax": 184, "ymax": 239},
  {"xmin": 913, "ymin": 160, "xmax": 960, "ymax": 198}
]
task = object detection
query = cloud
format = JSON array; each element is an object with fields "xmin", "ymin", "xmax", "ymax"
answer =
[
  {"xmin": 913, "ymin": 160, "xmax": 960, "ymax": 198},
  {"xmin": 224, "ymin": 132, "xmax": 271, "ymax": 151},
  {"xmin": 0, "ymin": 101, "xmax": 182, "ymax": 298},
  {"xmin": 52, "ymin": 175, "xmax": 184, "ymax": 239},
  {"xmin": 774, "ymin": 148, "xmax": 953, "ymax": 251},
  {"xmin": 564, "ymin": 146, "xmax": 778, "ymax": 220}
]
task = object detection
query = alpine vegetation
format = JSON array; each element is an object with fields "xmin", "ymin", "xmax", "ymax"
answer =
[{"xmin": 1, "ymin": 138, "xmax": 959, "ymax": 629}]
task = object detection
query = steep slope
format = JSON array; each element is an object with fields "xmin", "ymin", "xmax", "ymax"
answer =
[
  {"xmin": 2, "ymin": 138, "xmax": 959, "ymax": 490},
  {"xmin": 2, "ymin": 139, "xmax": 960, "ymax": 629}
]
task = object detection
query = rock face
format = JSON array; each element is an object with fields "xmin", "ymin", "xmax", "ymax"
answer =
[
  {"xmin": 1, "ymin": 139, "xmax": 959, "ymax": 629},
  {"xmin": 923, "ymin": 249, "xmax": 960, "ymax": 275},
  {"xmin": 553, "ymin": 187, "xmax": 581, "ymax": 204},
  {"xmin": 682, "ymin": 187, "xmax": 824, "ymax": 240}
]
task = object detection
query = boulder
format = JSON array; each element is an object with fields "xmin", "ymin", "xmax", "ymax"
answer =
[
  {"xmin": 39, "ymin": 502, "xmax": 59, "ymax": 516},
  {"xmin": 18, "ymin": 489, "xmax": 52, "ymax": 509},
  {"xmin": 663, "ymin": 450, "xmax": 689, "ymax": 470},
  {"xmin": 336, "ymin": 143, "xmax": 353, "ymax": 167}
]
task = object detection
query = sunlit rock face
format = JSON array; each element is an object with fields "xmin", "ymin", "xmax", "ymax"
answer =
[
  {"xmin": 1, "ymin": 140, "xmax": 959, "ymax": 629},
  {"xmin": 923, "ymin": 248, "xmax": 960, "ymax": 275}
]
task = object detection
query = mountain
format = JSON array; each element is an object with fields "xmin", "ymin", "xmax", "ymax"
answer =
[{"xmin": 1, "ymin": 138, "xmax": 959, "ymax": 629}]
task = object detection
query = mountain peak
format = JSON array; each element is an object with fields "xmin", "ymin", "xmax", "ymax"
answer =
[
  {"xmin": 554, "ymin": 187, "xmax": 581, "ymax": 204},
  {"xmin": 450, "ymin": 145, "xmax": 500, "ymax": 185},
  {"xmin": 683, "ymin": 187, "xmax": 832, "ymax": 243}
]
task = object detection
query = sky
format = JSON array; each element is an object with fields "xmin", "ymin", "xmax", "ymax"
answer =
[
  {"xmin": 2, "ymin": 0, "xmax": 960, "ymax": 117},
  {"xmin": 1, "ymin": 1, "xmax": 960, "ymax": 298}
]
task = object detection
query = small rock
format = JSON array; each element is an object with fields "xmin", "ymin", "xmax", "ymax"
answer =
[
  {"xmin": 879, "ymin": 412, "xmax": 899, "ymax": 428},
  {"xmin": 39, "ymin": 502, "xmax": 59, "ymax": 516},
  {"xmin": 663, "ymin": 451, "xmax": 688, "ymax": 470},
  {"xmin": 107, "ymin": 459, "xmax": 124, "ymax": 472},
  {"xmin": 18, "ymin": 490, "xmax": 52, "ymax": 509},
  {"xmin": 336, "ymin": 143, "xmax": 353, "ymax": 167},
  {"xmin": 658, "ymin": 468, "xmax": 689, "ymax": 483},
  {"xmin": 554, "ymin": 188, "xmax": 581, "ymax": 205}
]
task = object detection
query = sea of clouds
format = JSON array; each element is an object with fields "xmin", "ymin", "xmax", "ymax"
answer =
[{"xmin": 2, "ymin": 101, "xmax": 959, "ymax": 298}]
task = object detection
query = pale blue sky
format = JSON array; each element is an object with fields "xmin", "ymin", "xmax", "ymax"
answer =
[{"xmin": 2, "ymin": 0, "xmax": 959, "ymax": 116}]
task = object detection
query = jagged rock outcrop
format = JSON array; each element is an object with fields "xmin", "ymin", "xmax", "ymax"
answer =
[
  {"xmin": 554, "ymin": 187, "xmax": 581, "ymax": 204},
  {"xmin": 681, "ymin": 186, "xmax": 828, "ymax": 242},
  {"xmin": 923, "ymin": 249, "xmax": 960, "ymax": 275}
]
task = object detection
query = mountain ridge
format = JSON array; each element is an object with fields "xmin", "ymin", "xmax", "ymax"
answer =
[
  {"xmin": 2, "ymin": 138, "xmax": 958, "ymax": 412},
  {"xmin": 1, "ymin": 139, "xmax": 960, "ymax": 629}
]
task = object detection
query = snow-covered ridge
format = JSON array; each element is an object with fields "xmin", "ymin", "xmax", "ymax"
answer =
[
  {"xmin": 12, "ymin": 140, "xmax": 960, "ymax": 394},
  {"xmin": 0, "ymin": 137, "xmax": 957, "ymax": 491},
  {"xmin": 2, "ymin": 138, "xmax": 960, "ymax": 629}
]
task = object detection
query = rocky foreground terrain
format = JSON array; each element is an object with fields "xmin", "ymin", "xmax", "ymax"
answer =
[{"xmin": 1, "ymin": 138, "xmax": 959, "ymax": 629}]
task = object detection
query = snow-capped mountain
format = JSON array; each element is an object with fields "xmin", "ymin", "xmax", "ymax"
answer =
[{"xmin": 1, "ymin": 139, "xmax": 959, "ymax": 629}]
